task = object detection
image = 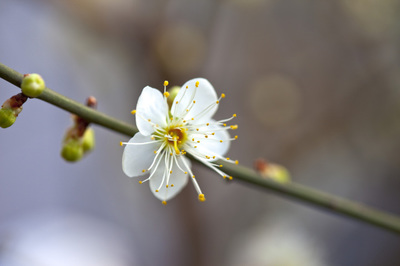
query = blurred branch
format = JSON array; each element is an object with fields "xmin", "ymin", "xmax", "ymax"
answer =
[{"xmin": 1, "ymin": 61, "xmax": 400, "ymax": 234}]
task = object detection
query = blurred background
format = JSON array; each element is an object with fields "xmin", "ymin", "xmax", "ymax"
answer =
[{"xmin": 1, "ymin": 0, "xmax": 400, "ymax": 265}]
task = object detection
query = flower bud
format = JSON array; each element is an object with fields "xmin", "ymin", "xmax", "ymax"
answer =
[
  {"xmin": 82, "ymin": 127, "xmax": 95, "ymax": 153},
  {"xmin": 21, "ymin": 73, "xmax": 45, "ymax": 98},
  {"xmin": 0, "ymin": 93, "xmax": 28, "ymax": 128},
  {"xmin": 61, "ymin": 138, "xmax": 84, "ymax": 162},
  {"xmin": 254, "ymin": 159, "xmax": 291, "ymax": 184},
  {"xmin": 167, "ymin": 86, "xmax": 181, "ymax": 109},
  {"xmin": 0, "ymin": 108, "xmax": 16, "ymax": 128}
]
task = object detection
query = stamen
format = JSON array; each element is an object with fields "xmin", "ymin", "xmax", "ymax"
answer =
[{"xmin": 131, "ymin": 110, "xmax": 136, "ymax": 115}]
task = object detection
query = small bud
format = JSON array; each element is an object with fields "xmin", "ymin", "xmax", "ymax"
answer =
[
  {"xmin": 254, "ymin": 159, "xmax": 291, "ymax": 184},
  {"xmin": 21, "ymin": 73, "xmax": 45, "ymax": 98},
  {"xmin": 61, "ymin": 138, "xmax": 84, "ymax": 162},
  {"xmin": 0, "ymin": 108, "xmax": 16, "ymax": 128},
  {"xmin": 82, "ymin": 127, "xmax": 95, "ymax": 153},
  {"xmin": 0, "ymin": 93, "xmax": 28, "ymax": 128},
  {"xmin": 167, "ymin": 86, "xmax": 181, "ymax": 109}
]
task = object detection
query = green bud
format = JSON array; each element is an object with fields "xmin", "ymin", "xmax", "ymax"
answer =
[
  {"xmin": 167, "ymin": 86, "xmax": 181, "ymax": 109},
  {"xmin": 21, "ymin": 73, "xmax": 45, "ymax": 98},
  {"xmin": 263, "ymin": 163, "xmax": 291, "ymax": 184},
  {"xmin": 82, "ymin": 128, "xmax": 95, "ymax": 153},
  {"xmin": 0, "ymin": 108, "xmax": 16, "ymax": 128},
  {"xmin": 61, "ymin": 138, "xmax": 84, "ymax": 162}
]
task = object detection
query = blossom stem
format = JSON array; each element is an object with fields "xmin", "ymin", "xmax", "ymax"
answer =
[{"xmin": 1, "ymin": 61, "xmax": 400, "ymax": 234}]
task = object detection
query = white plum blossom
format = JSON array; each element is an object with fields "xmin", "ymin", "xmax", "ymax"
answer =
[{"xmin": 121, "ymin": 78, "xmax": 238, "ymax": 204}]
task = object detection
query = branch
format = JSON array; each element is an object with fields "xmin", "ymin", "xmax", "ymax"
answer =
[{"xmin": 1, "ymin": 61, "xmax": 400, "ymax": 234}]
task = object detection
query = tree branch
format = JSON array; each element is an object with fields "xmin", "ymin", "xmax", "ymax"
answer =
[{"xmin": 1, "ymin": 61, "xmax": 400, "ymax": 234}]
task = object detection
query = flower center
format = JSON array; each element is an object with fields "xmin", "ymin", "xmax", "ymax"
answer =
[{"xmin": 167, "ymin": 127, "xmax": 187, "ymax": 154}]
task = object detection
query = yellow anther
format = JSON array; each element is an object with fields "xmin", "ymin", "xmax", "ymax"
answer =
[
  {"xmin": 219, "ymin": 165, "xmax": 223, "ymax": 167},
  {"xmin": 230, "ymin": 125, "xmax": 238, "ymax": 130},
  {"xmin": 162, "ymin": 200, "xmax": 167, "ymax": 205},
  {"xmin": 191, "ymin": 118, "xmax": 194, "ymax": 120},
  {"xmin": 213, "ymin": 156, "xmax": 215, "ymax": 159},
  {"xmin": 170, "ymin": 152, "xmax": 173, "ymax": 156},
  {"xmin": 216, "ymin": 101, "xmax": 219, "ymax": 104},
  {"xmin": 178, "ymin": 141, "xmax": 182, "ymax": 144},
  {"xmin": 193, "ymin": 100, "xmax": 196, "ymax": 103},
  {"xmin": 205, "ymin": 135, "xmax": 208, "ymax": 138},
  {"xmin": 233, "ymin": 113, "xmax": 237, "ymax": 117},
  {"xmin": 198, "ymin": 194, "xmax": 206, "ymax": 202},
  {"xmin": 235, "ymin": 135, "xmax": 238, "ymax": 139},
  {"xmin": 154, "ymin": 151, "xmax": 157, "ymax": 154},
  {"xmin": 184, "ymin": 171, "xmax": 188, "ymax": 174},
  {"xmin": 170, "ymin": 170, "xmax": 173, "ymax": 174},
  {"xmin": 139, "ymin": 181, "xmax": 143, "ymax": 184},
  {"xmin": 148, "ymin": 119, "xmax": 151, "ymax": 122},
  {"xmin": 235, "ymin": 160, "xmax": 239, "ymax": 165},
  {"xmin": 212, "ymin": 133, "xmax": 215, "ymax": 135},
  {"xmin": 220, "ymin": 140, "xmax": 223, "ymax": 143},
  {"xmin": 142, "ymin": 169, "xmax": 146, "ymax": 173},
  {"xmin": 223, "ymin": 123, "xmax": 227, "ymax": 127},
  {"xmin": 164, "ymin": 92, "xmax": 170, "ymax": 97},
  {"xmin": 192, "ymin": 175, "xmax": 195, "ymax": 178},
  {"xmin": 229, "ymin": 176, "xmax": 233, "ymax": 180},
  {"xmin": 119, "ymin": 141, "xmax": 123, "ymax": 146},
  {"xmin": 166, "ymin": 185, "xmax": 169, "ymax": 188},
  {"xmin": 176, "ymin": 101, "xmax": 178, "ymax": 104},
  {"xmin": 206, "ymin": 156, "xmax": 210, "ymax": 159},
  {"xmin": 226, "ymin": 157, "xmax": 230, "ymax": 160},
  {"xmin": 206, "ymin": 123, "xmax": 209, "ymax": 126},
  {"xmin": 164, "ymin": 80, "xmax": 169, "ymax": 86},
  {"xmin": 192, "ymin": 138, "xmax": 195, "ymax": 141},
  {"xmin": 155, "ymin": 189, "xmax": 159, "ymax": 192},
  {"xmin": 183, "ymin": 120, "xmax": 186, "ymax": 123},
  {"xmin": 223, "ymin": 175, "xmax": 227, "ymax": 179},
  {"xmin": 131, "ymin": 109, "xmax": 136, "ymax": 115},
  {"xmin": 194, "ymin": 146, "xmax": 197, "ymax": 148},
  {"xmin": 221, "ymin": 93, "xmax": 226, "ymax": 98},
  {"xmin": 151, "ymin": 136, "xmax": 155, "ymax": 140},
  {"xmin": 171, "ymin": 184, "xmax": 174, "ymax": 187},
  {"xmin": 186, "ymin": 85, "xmax": 188, "ymax": 89},
  {"xmin": 196, "ymin": 128, "xmax": 199, "ymax": 131},
  {"xmin": 197, "ymin": 140, "xmax": 200, "ymax": 143},
  {"xmin": 195, "ymin": 81, "xmax": 199, "ymax": 87}
]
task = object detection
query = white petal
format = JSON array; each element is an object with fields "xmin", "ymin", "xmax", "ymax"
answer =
[
  {"xmin": 136, "ymin": 86, "xmax": 168, "ymax": 136},
  {"xmin": 190, "ymin": 121, "xmax": 231, "ymax": 160},
  {"xmin": 149, "ymin": 156, "xmax": 191, "ymax": 201},
  {"xmin": 171, "ymin": 78, "xmax": 218, "ymax": 123},
  {"xmin": 122, "ymin": 132, "xmax": 161, "ymax": 177}
]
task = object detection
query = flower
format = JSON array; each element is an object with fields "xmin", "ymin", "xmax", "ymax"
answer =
[{"xmin": 121, "ymin": 78, "xmax": 238, "ymax": 204}]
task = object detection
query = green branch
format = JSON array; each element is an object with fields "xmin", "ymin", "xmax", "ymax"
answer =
[{"xmin": 1, "ymin": 61, "xmax": 400, "ymax": 234}]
